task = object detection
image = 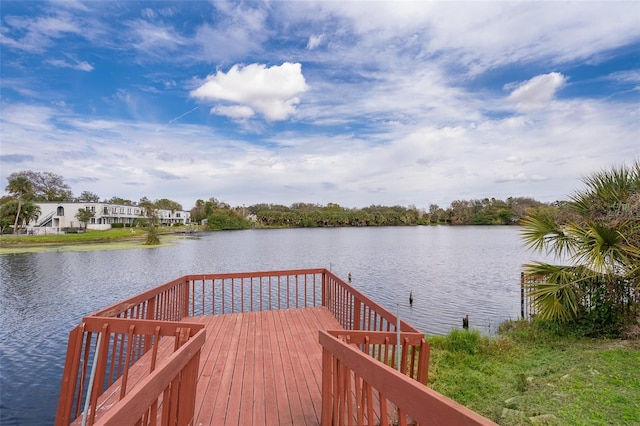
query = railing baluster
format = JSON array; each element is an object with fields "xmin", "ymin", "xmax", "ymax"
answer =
[
  {"xmin": 119, "ymin": 324, "xmax": 136, "ymax": 399},
  {"xmin": 212, "ymin": 279, "xmax": 215, "ymax": 315},
  {"xmin": 221, "ymin": 279, "xmax": 225, "ymax": 314}
]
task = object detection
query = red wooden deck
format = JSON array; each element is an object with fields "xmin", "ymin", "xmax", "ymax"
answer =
[
  {"xmin": 56, "ymin": 270, "xmax": 496, "ymax": 426},
  {"xmin": 191, "ymin": 306, "xmax": 342, "ymax": 426}
]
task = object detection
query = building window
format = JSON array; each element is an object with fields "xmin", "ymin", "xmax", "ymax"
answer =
[{"xmin": 57, "ymin": 206, "xmax": 64, "ymax": 216}]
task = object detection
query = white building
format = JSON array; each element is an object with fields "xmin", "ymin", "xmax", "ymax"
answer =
[{"xmin": 28, "ymin": 201, "xmax": 191, "ymax": 232}]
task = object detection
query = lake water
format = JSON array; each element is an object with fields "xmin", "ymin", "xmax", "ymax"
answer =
[{"xmin": 0, "ymin": 226, "xmax": 546, "ymax": 425}]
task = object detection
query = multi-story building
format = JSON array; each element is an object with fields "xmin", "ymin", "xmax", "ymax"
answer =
[{"xmin": 28, "ymin": 201, "xmax": 191, "ymax": 233}]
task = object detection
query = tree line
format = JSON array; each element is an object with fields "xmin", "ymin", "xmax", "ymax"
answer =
[
  {"xmin": 183, "ymin": 197, "xmax": 545, "ymax": 230},
  {"xmin": 2, "ymin": 169, "xmax": 545, "ymax": 233}
]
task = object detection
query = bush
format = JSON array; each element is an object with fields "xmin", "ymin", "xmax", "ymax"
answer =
[
  {"xmin": 443, "ymin": 329, "xmax": 483, "ymax": 355},
  {"xmin": 207, "ymin": 210, "xmax": 251, "ymax": 230},
  {"xmin": 111, "ymin": 223, "xmax": 124, "ymax": 228}
]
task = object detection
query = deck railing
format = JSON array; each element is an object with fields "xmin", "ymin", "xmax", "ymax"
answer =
[
  {"xmin": 92, "ymin": 269, "xmax": 327, "ymax": 320},
  {"xmin": 55, "ymin": 317, "xmax": 204, "ymax": 426},
  {"xmin": 320, "ymin": 331, "xmax": 496, "ymax": 426}
]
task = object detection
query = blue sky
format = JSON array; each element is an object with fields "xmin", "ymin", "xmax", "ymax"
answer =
[{"xmin": 1, "ymin": 1, "xmax": 639, "ymax": 210}]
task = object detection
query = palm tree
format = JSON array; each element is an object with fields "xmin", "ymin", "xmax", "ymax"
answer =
[
  {"xmin": 21, "ymin": 202, "xmax": 41, "ymax": 228},
  {"xmin": 5, "ymin": 176, "xmax": 33, "ymax": 234},
  {"xmin": 521, "ymin": 162, "xmax": 640, "ymax": 328}
]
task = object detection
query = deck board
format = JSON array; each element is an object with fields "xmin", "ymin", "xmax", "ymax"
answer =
[{"xmin": 191, "ymin": 306, "xmax": 343, "ymax": 426}]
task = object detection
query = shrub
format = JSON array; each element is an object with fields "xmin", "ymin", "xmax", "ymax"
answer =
[
  {"xmin": 111, "ymin": 223, "xmax": 124, "ymax": 228},
  {"xmin": 444, "ymin": 329, "xmax": 483, "ymax": 355}
]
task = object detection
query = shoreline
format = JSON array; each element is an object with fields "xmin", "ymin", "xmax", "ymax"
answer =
[{"xmin": 0, "ymin": 233, "xmax": 189, "ymax": 254}]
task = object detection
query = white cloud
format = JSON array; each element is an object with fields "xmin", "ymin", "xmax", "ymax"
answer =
[
  {"xmin": 190, "ymin": 63, "xmax": 309, "ymax": 121},
  {"xmin": 0, "ymin": 9, "xmax": 104, "ymax": 53},
  {"xmin": 507, "ymin": 72, "xmax": 567, "ymax": 112},
  {"xmin": 212, "ymin": 105, "xmax": 255, "ymax": 120},
  {"xmin": 306, "ymin": 34, "xmax": 324, "ymax": 50},
  {"xmin": 280, "ymin": 2, "xmax": 640, "ymax": 76},
  {"xmin": 141, "ymin": 8, "xmax": 156, "ymax": 20},
  {"xmin": 129, "ymin": 20, "xmax": 187, "ymax": 53},
  {"xmin": 608, "ymin": 70, "xmax": 640, "ymax": 91},
  {"xmin": 1, "ymin": 14, "xmax": 83, "ymax": 53},
  {"xmin": 193, "ymin": 2, "xmax": 268, "ymax": 63},
  {"xmin": 46, "ymin": 58, "xmax": 94, "ymax": 72}
]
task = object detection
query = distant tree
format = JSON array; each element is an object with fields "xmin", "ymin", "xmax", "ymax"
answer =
[
  {"xmin": 8, "ymin": 171, "xmax": 72, "ymax": 201},
  {"xmin": 22, "ymin": 203, "xmax": 42, "ymax": 227},
  {"xmin": 0, "ymin": 199, "xmax": 40, "ymax": 234},
  {"xmin": 108, "ymin": 196, "xmax": 133, "ymax": 205},
  {"xmin": 448, "ymin": 200, "xmax": 474, "ymax": 225},
  {"xmin": 5, "ymin": 176, "xmax": 33, "ymax": 234},
  {"xmin": 75, "ymin": 208, "xmax": 95, "ymax": 230},
  {"xmin": 0, "ymin": 214, "xmax": 12, "ymax": 234},
  {"xmin": 206, "ymin": 209, "xmax": 251, "ymax": 230},
  {"xmin": 77, "ymin": 191, "xmax": 100, "ymax": 202},
  {"xmin": 507, "ymin": 197, "xmax": 545, "ymax": 222},
  {"xmin": 191, "ymin": 197, "xmax": 228, "ymax": 223},
  {"xmin": 154, "ymin": 198, "xmax": 183, "ymax": 211},
  {"xmin": 0, "ymin": 200, "xmax": 20, "ymax": 233},
  {"xmin": 427, "ymin": 204, "xmax": 447, "ymax": 224},
  {"xmin": 290, "ymin": 202, "xmax": 322, "ymax": 211},
  {"xmin": 139, "ymin": 197, "xmax": 160, "ymax": 245}
]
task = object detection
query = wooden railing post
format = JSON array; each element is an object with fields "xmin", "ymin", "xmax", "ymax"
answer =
[
  {"xmin": 322, "ymin": 270, "xmax": 328, "ymax": 308},
  {"xmin": 55, "ymin": 324, "xmax": 86, "ymax": 426},
  {"xmin": 321, "ymin": 347, "xmax": 333, "ymax": 426},
  {"xmin": 146, "ymin": 297, "xmax": 156, "ymax": 321}
]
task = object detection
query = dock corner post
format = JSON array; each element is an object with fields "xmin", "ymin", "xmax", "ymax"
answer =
[
  {"xmin": 55, "ymin": 324, "xmax": 85, "ymax": 426},
  {"xmin": 321, "ymin": 346, "xmax": 333, "ymax": 426},
  {"xmin": 322, "ymin": 270, "xmax": 327, "ymax": 307}
]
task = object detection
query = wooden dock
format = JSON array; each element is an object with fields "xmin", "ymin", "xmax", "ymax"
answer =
[{"xmin": 55, "ymin": 269, "xmax": 497, "ymax": 426}]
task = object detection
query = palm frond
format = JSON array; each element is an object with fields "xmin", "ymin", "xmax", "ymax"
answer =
[
  {"xmin": 523, "ymin": 262, "xmax": 595, "ymax": 322},
  {"xmin": 520, "ymin": 210, "xmax": 575, "ymax": 258}
]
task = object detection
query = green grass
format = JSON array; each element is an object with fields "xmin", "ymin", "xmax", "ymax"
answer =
[
  {"xmin": 426, "ymin": 323, "xmax": 640, "ymax": 425},
  {"xmin": 0, "ymin": 228, "xmax": 146, "ymax": 245},
  {"xmin": 0, "ymin": 228, "xmax": 194, "ymax": 253}
]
